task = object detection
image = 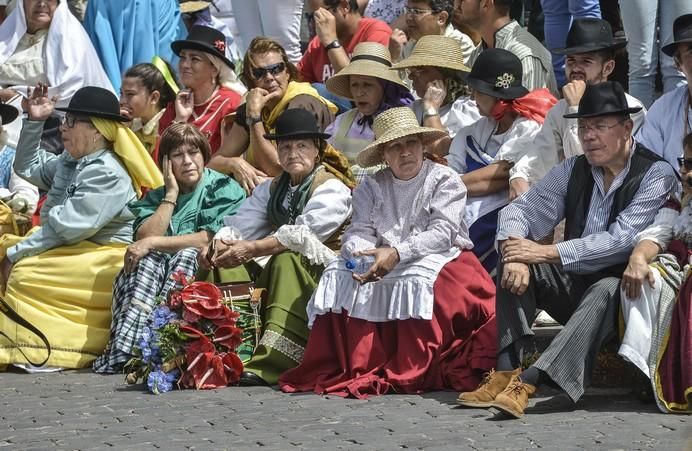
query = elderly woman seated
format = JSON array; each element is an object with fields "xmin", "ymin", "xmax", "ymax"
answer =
[
  {"xmin": 0, "ymin": 0, "xmax": 113, "ymax": 152},
  {"xmin": 618, "ymin": 132, "xmax": 692, "ymax": 414},
  {"xmin": 279, "ymin": 107, "xmax": 497, "ymax": 399},
  {"xmin": 93, "ymin": 123, "xmax": 247, "ymax": 373},
  {"xmin": 208, "ymin": 36, "xmax": 338, "ymax": 194},
  {"xmin": 200, "ymin": 108, "xmax": 352, "ymax": 386},
  {"xmin": 0, "ymin": 103, "xmax": 38, "ymax": 214},
  {"xmin": 391, "ymin": 35, "xmax": 481, "ymax": 153},
  {"xmin": 323, "ymin": 41, "xmax": 413, "ymax": 182},
  {"xmin": 0, "ymin": 84, "xmax": 162, "ymax": 371}
]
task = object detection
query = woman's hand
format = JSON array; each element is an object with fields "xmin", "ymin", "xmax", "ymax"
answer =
[
  {"xmin": 174, "ymin": 89, "xmax": 194, "ymax": 123},
  {"xmin": 0, "ymin": 257, "xmax": 13, "ymax": 294},
  {"xmin": 197, "ymin": 239, "xmax": 216, "ymax": 271},
  {"xmin": 352, "ymin": 247, "xmax": 400, "ymax": 284},
  {"xmin": 245, "ymin": 87, "xmax": 281, "ymax": 118},
  {"xmin": 124, "ymin": 238, "xmax": 155, "ymax": 273},
  {"xmin": 422, "ymin": 79, "xmax": 447, "ymax": 111},
  {"xmin": 622, "ymin": 254, "xmax": 655, "ymax": 300},
  {"xmin": 162, "ymin": 155, "xmax": 179, "ymax": 200},
  {"xmin": 212, "ymin": 239, "xmax": 256, "ymax": 268},
  {"xmin": 26, "ymin": 83, "xmax": 57, "ymax": 121},
  {"xmin": 229, "ymin": 157, "xmax": 268, "ymax": 194}
]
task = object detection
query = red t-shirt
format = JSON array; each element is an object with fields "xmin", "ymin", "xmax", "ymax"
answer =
[
  {"xmin": 159, "ymin": 86, "xmax": 241, "ymax": 158},
  {"xmin": 297, "ymin": 17, "xmax": 391, "ymax": 83}
]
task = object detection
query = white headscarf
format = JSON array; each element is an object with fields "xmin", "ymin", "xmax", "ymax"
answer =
[{"xmin": 0, "ymin": 0, "xmax": 114, "ymax": 107}]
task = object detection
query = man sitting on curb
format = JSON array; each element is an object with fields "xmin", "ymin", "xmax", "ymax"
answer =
[
  {"xmin": 457, "ymin": 81, "xmax": 678, "ymax": 419},
  {"xmin": 508, "ymin": 18, "xmax": 647, "ymax": 199}
]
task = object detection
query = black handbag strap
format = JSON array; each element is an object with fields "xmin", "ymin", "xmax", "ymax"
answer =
[{"xmin": 0, "ymin": 296, "xmax": 51, "ymax": 367}]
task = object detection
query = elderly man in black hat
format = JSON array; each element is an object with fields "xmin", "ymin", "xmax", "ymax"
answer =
[
  {"xmin": 456, "ymin": 81, "xmax": 678, "ymax": 419},
  {"xmin": 637, "ymin": 13, "xmax": 692, "ymax": 172},
  {"xmin": 508, "ymin": 18, "xmax": 647, "ymax": 200}
]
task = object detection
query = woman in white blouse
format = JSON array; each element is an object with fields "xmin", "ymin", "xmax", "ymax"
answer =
[
  {"xmin": 200, "ymin": 109, "xmax": 353, "ymax": 387},
  {"xmin": 279, "ymin": 107, "xmax": 497, "ymax": 399},
  {"xmin": 0, "ymin": 0, "xmax": 113, "ymax": 152}
]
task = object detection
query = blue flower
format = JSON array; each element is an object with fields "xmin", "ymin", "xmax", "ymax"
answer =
[
  {"xmin": 152, "ymin": 306, "xmax": 178, "ymax": 329},
  {"xmin": 147, "ymin": 368, "xmax": 175, "ymax": 394}
]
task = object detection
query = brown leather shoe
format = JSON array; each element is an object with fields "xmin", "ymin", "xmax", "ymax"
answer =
[
  {"xmin": 457, "ymin": 368, "xmax": 522, "ymax": 408},
  {"xmin": 491, "ymin": 375, "xmax": 536, "ymax": 418}
]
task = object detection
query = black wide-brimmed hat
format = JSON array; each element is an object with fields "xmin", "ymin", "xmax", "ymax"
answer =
[
  {"xmin": 0, "ymin": 103, "xmax": 18, "ymax": 125},
  {"xmin": 264, "ymin": 109, "xmax": 331, "ymax": 141},
  {"xmin": 171, "ymin": 25, "xmax": 234, "ymax": 70},
  {"xmin": 552, "ymin": 18, "xmax": 626, "ymax": 55},
  {"xmin": 662, "ymin": 13, "xmax": 692, "ymax": 56},
  {"xmin": 462, "ymin": 48, "xmax": 528, "ymax": 100},
  {"xmin": 563, "ymin": 81, "xmax": 642, "ymax": 119},
  {"xmin": 55, "ymin": 87, "xmax": 129, "ymax": 122}
]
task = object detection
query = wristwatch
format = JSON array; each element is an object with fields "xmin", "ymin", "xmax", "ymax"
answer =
[
  {"xmin": 422, "ymin": 107, "xmax": 439, "ymax": 119},
  {"xmin": 325, "ymin": 40, "xmax": 342, "ymax": 51},
  {"xmin": 246, "ymin": 115, "xmax": 262, "ymax": 126}
]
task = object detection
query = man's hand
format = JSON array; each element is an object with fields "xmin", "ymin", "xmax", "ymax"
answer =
[
  {"xmin": 562, "ymin": 80, "xmax": 587, "ymax": 107},
  {"xmin": 509, "ymin": 178, "xmax": 530, "ymax": 201},
  {"xmin": 500, "ymin": 261, "xmax": 530, "ymax": 295},
  {"xmin": 622, "ymin": 254, "xmax": 655, "ymax": 300},
  {"xmin": 389, "ymin": 28, "xmax": 407, "ymax": 60},
  {"xmin": 352, "ymin": 247, "xmax": 400, "ymax": 284},
  {"xmin": 313, "ymin": 7, "xmax": 338, "ymax": 47},
  {"xmin": 501, "ymin": 236, "xmax": 557, "ymax": 265}
]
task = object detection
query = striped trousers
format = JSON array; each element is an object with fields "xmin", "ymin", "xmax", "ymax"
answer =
[{"xmin": 496, "ymin": 262, "xmax": 620, "ymax": 402}]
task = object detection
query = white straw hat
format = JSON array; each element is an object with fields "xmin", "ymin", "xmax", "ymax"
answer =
[
  {"xmin": 326, "ymin": 42, "xmax": 408, "ymax": 100},
  {"xmin": 356, "ymin": 107, "xmax": 448, "ymax": 168}
]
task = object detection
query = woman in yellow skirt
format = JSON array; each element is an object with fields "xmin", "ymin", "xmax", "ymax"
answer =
[{"xmin": 0, "ymin": 84, "xmax": 162, "ymax": 371}]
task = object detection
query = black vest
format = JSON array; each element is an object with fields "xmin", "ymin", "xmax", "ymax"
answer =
[{"xmin": 563, "ymin": 143, "xmax": 666, "ymax": 276}]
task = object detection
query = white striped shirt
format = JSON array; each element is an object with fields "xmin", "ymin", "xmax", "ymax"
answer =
[{"xmin": 497, "ymin": 145, "xmax": 678, "ymax": 274}]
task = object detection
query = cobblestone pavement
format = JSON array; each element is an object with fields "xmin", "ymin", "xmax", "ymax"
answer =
[{"xmin": 1, "ymin": 370, "xmax": 689, "ymax": 450}]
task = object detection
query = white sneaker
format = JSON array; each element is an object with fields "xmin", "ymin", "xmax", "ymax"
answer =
[{"xmin": 533, "ymin": 310, "xmax": 559, "ymax": 327}]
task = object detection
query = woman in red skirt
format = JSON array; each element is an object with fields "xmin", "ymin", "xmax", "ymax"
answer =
[{"xmin": 279, "ymin": 107, "xmax": 497, "ymax": 399}]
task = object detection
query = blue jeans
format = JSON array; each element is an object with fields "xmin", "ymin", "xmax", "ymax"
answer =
[
  {"xmin": 541, "ymin": 0, "xmax": 601, "ymax": 89},
  {"xmin": 619, "ymin": 0, "xmax": 692, "ymax": 108}
]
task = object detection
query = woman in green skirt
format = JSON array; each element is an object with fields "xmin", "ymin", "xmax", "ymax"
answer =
[{"xmin": 199, "ymin": 108, "xmax": 353, "ymax": 386}]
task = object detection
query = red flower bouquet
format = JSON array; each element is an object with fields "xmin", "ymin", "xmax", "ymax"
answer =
[{"xmin": 125, "ymin": 272, "xmax": 244, "ymax": 394}]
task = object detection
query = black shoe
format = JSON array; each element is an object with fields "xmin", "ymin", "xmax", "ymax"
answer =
[{"xmin": 238, "ymin": 371, "xmax": 269, "ymax": 387}]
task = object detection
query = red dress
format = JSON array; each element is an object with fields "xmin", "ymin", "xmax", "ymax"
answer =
[
  {"xmin": 279, "ymin": 251, "xmax": 497, "ymax": 399},
  {"xmin": 158, "ymin": 86, "xmax": 241, "ymax": 158}
]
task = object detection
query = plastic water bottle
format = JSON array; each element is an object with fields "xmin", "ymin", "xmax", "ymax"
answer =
[{"xmin": 344, "ymin": 256, "xmax": 375, "ymax": 273}]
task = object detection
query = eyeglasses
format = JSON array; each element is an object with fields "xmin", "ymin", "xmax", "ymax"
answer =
[
  {"xmin": 61, "ymin": 114, "xmax": 89, "ymax": 128},
  {"xmin": 404, "ymin": 6, "xmax": 438, "ymax": 16},
  {"xmin": 577, "ymin": 119, "xmax": 627, "ymax": 135},
  {"xmin": 677, "ymin": 157, "xmax": 692, "ymax": 171},
  {"xmin": 251, "ymin": 62, "xmax": 286, "ymax": 80}
]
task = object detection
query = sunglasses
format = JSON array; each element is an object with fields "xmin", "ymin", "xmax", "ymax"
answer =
[
  {"xmin": 677, "ymin": 157, "xmax": 692, "ymax": 171},
  {"xmin": 251, "ymin": 62, "xmax": 286, "ymax": 80}
]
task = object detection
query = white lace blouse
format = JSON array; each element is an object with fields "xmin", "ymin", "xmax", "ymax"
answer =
[{"xmin": 308, "ymin": 160, "xmax": 471, "ymax": 325}]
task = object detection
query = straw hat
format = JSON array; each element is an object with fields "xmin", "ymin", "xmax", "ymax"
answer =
[
  {"xmin": 179, "ymin": 1, "xmax": 212, "ymax": 14},
  {"xmin": 391, "ymin": 35, "xmax": 470, "ymax": 73},
  {"xmin": 356, "ymin": 107, "xmax": 448, "ymax": 168},
  {"xmin": 325, "ymin": 42, "xmax": 408, "ymax": 100}
]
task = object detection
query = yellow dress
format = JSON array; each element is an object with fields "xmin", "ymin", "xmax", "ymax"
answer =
[{"xmin": 0, "ymin": 233, "xmax": 127, "ymax": 368}]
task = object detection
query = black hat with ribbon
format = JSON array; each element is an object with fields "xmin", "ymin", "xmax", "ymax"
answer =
[
  {"xmin": 462, "ymin": 48, "xmax": 528, "ymax": 100},
  {"xmin": 264, "ymin": 109, "xmax": 331, "ymax": 141},
  {"xmin": 552, "ymin": 18, "xmax": 626, "ymax": 55},
  {"xmin": 0, "ymin": 103, "xmax": 18, "ymax": 125},
  {"xmin": 55, "ymin": 86, "xmax": 129, "ymax": 122},
  {"xmin": 563, "ymin": 81, "xmax": 642, "ymax": 119},
  {"xmin": 171, "ymin": 25, "xmax": 234, "ymax": 70},
  {"xmin": 662, "ymin": 14, "xmax": 692, "ymax": 57}
]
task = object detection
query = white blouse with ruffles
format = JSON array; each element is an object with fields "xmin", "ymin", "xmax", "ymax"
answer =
[{"xmin": 308, "ymin": 160, "xmax": 471, "ymax": 325}]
